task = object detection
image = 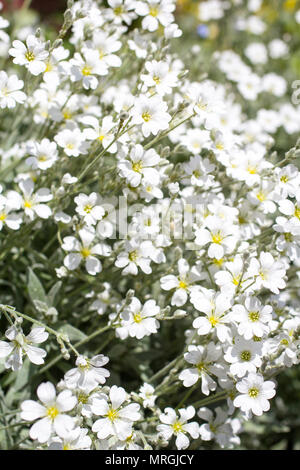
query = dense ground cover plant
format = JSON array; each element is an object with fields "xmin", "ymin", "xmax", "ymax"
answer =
[{"xmin": 0, "ymin": 0, "xmax": 300, "ymax": 450}]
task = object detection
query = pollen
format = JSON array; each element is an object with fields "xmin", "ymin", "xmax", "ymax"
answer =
[
  {"xmin": 153, "ymin": 75, "xmax": 160, "ymax": 85},
  {"xmin": 294, "ymin": 206, "xmax": 300, "ymax": 220},
  {"xmin": 179, "ymin": 279, "xmax": 188, "ymax": 289},
  {"xmin": 98, "ymin": 134, "xmax": 105, "ymax": 141},
  {"xmin": 208, "ymin": 315, "xmax": 219, "ymax": 327},
  {"xmin": 0, "ymin": 213, "xmax": 6, "ymax": 221},
  {"xmin": 38, "ymin": 155, "xmax": 47, "ymax": 162},
  {"xmin": 172, "ymin": 421, "xmax": 184, "ymax": 433},
  {"xmin": 149, "ymin": 7, "xmax": 159, "ymax": 17},
  {"xmin": 232, "ymin": 275, "xmax": 241, "ymax": 286},
  {"xmin": 129, "ymin": 250, "xmax": 138, "ymax": 262},
  {"xmin": 280, "ymin": 175, "xmax": 288, "ymax": 183},
  {"xmin": 107, "ymin": 407, "xmax": 119, "ymax": 422},
  {"xmin": 66, "ymin": 143, "xmax": 74, "ymax": 150},
  {"xmin": 133, "ymin": 312, "xmax": 142, "ymax": 323},
  {"xmin": 280, "ymin": 339, "xmax": 289, "ymax": 346},
  {"xmin": 211, "ymin": 232, "xmax": 223, "ymax": 244},
  {"xmin": 80, "ymin": 247, "xmax": 91, "ymax": 258},
  {"xmin": 46, "ymin": 406, "xmax": 59, "ymax": 420},
  {"xmin": 215, "ymin": 142, "xmax": 224, "ymax": 150},
  {"xmin": 77, "ymin": 392, "xmax": 89, "ymax": 404},
  {"xmin": 240, "ymin": 350, "xmax": 251, "ymax": 361},
  {"xmin": 142, "ymin": 111, "xmax": 151, "ymax": 122},
  {"xmin": 63, "ymin": 110, "xmax": 72, "ymax": 120},
  {"xmin": 84, "ymin": 204, "xmax": 93, "ymax": 214},
  {"xmin": 24, "ymin": 200, "xmax": 32, "ymax": 208},
  {"xmin": 248, "ymin": 387, "xmax": 259, "ymax": 398},
  {"xmin": 248, "ymin": 311, "xmax": 260, "ymax": 322},
  {"xmin": 247, "ymin": 166, "xmax": 257, "ymax": 174},
  {"xmin": 132, "ymin": 161, "xmax": 143, "ymax": 172},
  {"xmin": 81, "ymin": 65, "xmax": 92, "ymax": 76},
  {"xmin": 256, "ymin": 191, "xmax": 266, "ymax": 202},
  {"xmin": 25, "ymin": 51, "xmax": 35, "ymax": 62}
]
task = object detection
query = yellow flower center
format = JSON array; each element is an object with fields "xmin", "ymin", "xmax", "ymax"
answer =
[
  {"xmin": 98, "ymin": 134, "xmax": 105, "ymax": 141},
  {"xmin": 114, "ymin": 6, "xmax": 123, "ymax": 15},
  {"xmin": 63, "ymin": 444, "xmax": 71, "ymax": 450},
  {"xmin": 280, "ymin": 175, "xmax": 288, "ymax": 183},
  {"xmin": 84, "ymin": 204, "xmax": 93, "ymax": 214},
  {"xmin": 133, "ymin": 312, "xmax": 142, "ymax": 323},
  {"xmin": 38, "ymin": 155, "xmax": 47, "ymax": 162},
  {"xmin": 0, "ymin": 213, "xmax": 6, "ymax": 221},
  {"xmin": 66, "ymin": 143, "xmax": 74, "ymax": 150},
  {"xmin": 77, "ymin": 392, "xmax": 88, "ymax": 404},
  {"xmin": 280, "ymin": 339, "xmax": 289, "ymax": 346},
  {"xmin": 46, "ymin": 406, "xmax": 59, "ymax": 420},
  {"xmin": 208, "ymin": 315, "xmax": 219, "ymax": 327},
  {"xmin": 25, "ymin": 51, "xmax": 35, "ymax": 62},
  {"xmin": 294, "ymin": 206, "xmax": 300, "ymax": 220},
  {"xmin": 179, "ymin": 279, "xmax": 188, "ymax": 289},
  {"xmin": 153, "ymin": 75, "xmax": 160, "ymax": 84},
  {"xmin": 80, "ymin": 247, "xmax": 91, "ymax": 258},
  {"xmin": 82, "ymin": 65, "xmax": 92, "ymax": 76},
  {"xmin": 63, "ymin": 110, "xmax": 72, "ymax": 120},
  {"xmin": 240, "ymin": 350, "xmax": 251, "ymax": 361},
  {"xmin": 107, "ymin": 407, "xmax": 119, "ymax": 422},
  {"xmin": 248, "ymin": 311, "xmax": 260, "ymax": 322},
  {"xmin": 215, "ymin": 142, "xmax": 224, "ymax": 151},
  {"xmin": 142, "ymin": 111, "xmax": 151, "ymax": 122},
  {"xmin": 132, "ymin": 161, "xmax": 143, "ymax": 172},
  {"xmin": 149, "ymin": 7, "xmax": 158, "ymax": 16},
  {"xmin": 211, "ymin": 232, "xmax": 223, "ymax": 244},
  {"xmin": 212, "ymin": 258, "xmax": 224, "ymax": 266},
  {"xmin": 24, "ymin": 199, "xmax": 32, "ymax": 208},
  {"xmin": 256, "ymin": 191, "xmax": 266, "ymax": 202},
  {"xmin": 247, "ymin": 166, "xmax": 257, "ymax": 174},
  {"xmin": 172, "ymin": 421, "xmax": 183, "ymax": 434},
  {"xmin": 248, "ymin": 387, "xmax": 259, "ymax": 398},
  {"xmin": 128, "ymin": 250, "xmax": 138, "ymax": 261},
  {"xmin": 232, "ymin": 275, "xmax": 241, "ymax": 286}
]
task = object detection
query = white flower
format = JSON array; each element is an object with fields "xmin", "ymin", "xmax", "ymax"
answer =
[
  {"xmin": 233, "ymin": 373, "xmax": 276, "ymax": 416},
  {"xmin": 131, "ymin": 95, "xmax": 171, "ymax": 137},
  {"xmin": 0, "ymin": 193, "xmax": 22, "ymax": 230},
  {"xmin": 91, "ymin": 385, "xmax": 141, "ymax": 440},
  {"xmin": 157, "ymin": 406, "xmax": 199, "ymax": 450},
  {"xmin": 74, "ymin": 192, "xmax": 105, "ymax": 226},
  {"xmin": 138, "ymin": 383, "xmax": 157, "ymax": 408},
  {"xmin": 141, "ymin": 60, "xmax": 178, "ymax": 95},
  {"xmin": 0, "ymin": 325, "xmax": 48, "ymax": 371},
  {"xmin": 231, "ymin": 297, "xmax": 273, "ymax": 340},
  {"xmin": 26, "ymin": 138, "xmax": 58, "ymax": 170},
  {"xmin": 247, "ymin": 252, "xmax": 286, "ymax": 294},
  {"xmin": 0, "ymin": 71, "xmax": 26, "ymax": 108},
  {"xmin": 21, "ymin": 382, "xmax": 77, "ymax": 443},
  {"xmin": 135, "ymin": 0, "xmax": 175, "ymax": 32},
  {"xmin": 64, "ymin": 354, "xmax": 110, "ymax": 393},
  {"xmin": 160, "ymin": 258, "xmax": 204, "ymax": 307},
  {"xmin": 198, "ymin": 407, "xmax": 234, "ymax": 448},
  {"xmin": 9, "ymin": 34, "xmax": 49, "ymax": 75},
  {"xmin": 18, "ymin": 178, "xmax": 52, "ymax": 220},
  {"xmin": 191, "ymin": 291, "xmax": 232, "ymax": 342},
  {"xmin": 82, "ymin": 115, "xmax": 117, "ymax": 153},
  {"xmin": 48, "ymin": 427, "xmax": 92, "ymax": 450},
  {"xmin": 194, "ymin": 216, "xmax": 238, "ymax": 260},
  {"xmin": 120, "ymin": 297, "xmax": 160, "ymax": 339},
  {"xmin": 70, "ymin": 49, "xmax": 108, "ymax": 89},
  {"xmin": 115, "ymin": 239, "xmax": 152, "ymax": 275},
  {"xmin": 224, "ymin": 336, "xmax": 262, "ymax": 378},
  {"xmin": 179, "ymin": 343, "xmax": 224, "ymax": 395},
  {"xmin": 55, "ymin": 128, "xmax": 89, "ymax": 157},
  {"xmin": 62, "ymin": 227, "xmax": 111, "ymax": 275},
  {"xmin": 118, "ymin": 144, "xmax": 160, "ymax": 187}
]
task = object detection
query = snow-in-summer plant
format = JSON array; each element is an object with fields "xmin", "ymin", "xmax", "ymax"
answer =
[{"xmin": 0, "ymin": 0, "xmax": 300, "ymax": 451}]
